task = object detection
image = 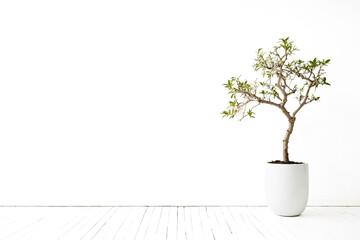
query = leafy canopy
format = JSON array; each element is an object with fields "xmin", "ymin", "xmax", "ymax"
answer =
[{"xmin": 222, "ymin": 37, "xmax": 330, "ymax": 121}]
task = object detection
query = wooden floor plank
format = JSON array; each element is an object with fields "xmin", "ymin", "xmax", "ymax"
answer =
[
  {"xmin": 112, "ymin": 207, "xmax": 135, "ymax": 240},
  {"xmin": 205, "ymin": 207, "xmax": 226, "ymax": 240},
  {"xmin": 58, "ymin": 207, "xmax": 96, "ymax": 239},
  {"xmin": 0, "ymin": 207, "xmax": 359, "ymax": 239},
  {"xmin": 0, "ymin": 208, "xmax": 48, "ymax": 240},
  {"xmin": 251, "ymin": 207, "xmax": 299, "ymax": 240},
  {"xmin": 142, "ymin": 207, "xmax": 162, "ymax": 240},
  {"xmin": 177, "ymin": 207, "xmax": 187, "ymax": 240},
  {"xmin": 19, "ymin": 208, "xmax": 61, "ymax": 240},
  {"xmin": 132, "ymin": 207, "xmax": 149, "ymax": 240},
  {"xmin": 251, "ymin": 207, "xmax": 286, "ymax": 240},
  {"xmin": 81, "ymin": 207, "xmax": 124, "ymax": 240},
  {"xmin": 116, "ymin": 207, "xmax": 147, "ymax": 240},
  {"xmin": 166, "ymin": 207, "xmax": 178, "ymax": 240},
  {"xmin": 154, "ymin": 207, "xmax": 169, "ymax": 240},
  {"xmin": 208, "ymin": 207, "xmax": 236, "ymax": 240},
  {"xmin": 84, "ymin": 207, "xmax": 119, "ymax": 240},
  {"xmin": 304, "ymin": 207, "xmax": 359, "ymax": 240},
  {"xmin": 220, "ymin": 206, "xmax": 246, "ymax": 240},
  {"xmin": 133, "ymin": 207, "xmax": 155, "ymax": 240},
  {"xmin": 183, "ymin": 207, "xmax": 194, "ymax": 240},
  {"xmin": 61, "ymin": 207, "xmax": 108, "ymax": 239},
  {"xmin": 230, "ymin": 207, "xmax": 267, "ymax": 240},
  {"xmin": 56, "ymin": 208, "xmax": 92, "ymax": 237},
  {"xmin": 188, "ymin": 207, "xmax": 203, "ymax": 240},
  {"xmin": 199, "ymin": 207, "xmax": 215, "ymax": 240}
]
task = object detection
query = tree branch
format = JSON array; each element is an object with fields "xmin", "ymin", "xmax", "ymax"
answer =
[
  {"xmin": 276, "ymin": 72, "xmax": 288, "ymax": 106},
  {"xmin": 292, "ymin": 81, "xmax": 314, "ymax": 117},
  {"xmin": 235, "ymin": 89, "xmax": 281, "ymax": 108}
]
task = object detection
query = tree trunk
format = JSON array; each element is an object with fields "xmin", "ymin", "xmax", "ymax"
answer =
[{"xmin": 283, "ymin": 118, "xmax": 295, "ymax": 162}]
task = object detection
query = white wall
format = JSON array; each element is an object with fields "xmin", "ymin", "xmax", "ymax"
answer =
[{"xmin": 1, "ymin": 0, "xmax": 359, "ymax": 206}]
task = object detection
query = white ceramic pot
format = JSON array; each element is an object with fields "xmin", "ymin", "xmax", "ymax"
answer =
[{"xmin": 265, "ymin": 162, "xmax": 309, "ymax": 217}]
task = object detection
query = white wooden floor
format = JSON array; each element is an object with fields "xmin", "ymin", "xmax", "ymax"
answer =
[{"xmin": 0, "ymin": 207, "xmax": 359, "ymax": 240}]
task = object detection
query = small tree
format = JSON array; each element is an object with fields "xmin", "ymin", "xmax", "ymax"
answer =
[{"xmin": 222, "ymin": 37, "xmax": 330, "ymax": 163}]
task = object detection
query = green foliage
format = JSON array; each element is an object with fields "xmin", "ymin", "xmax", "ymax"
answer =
[{"xmin": 222, "ymin": 37, "xmax": 330, "ymax": 120}]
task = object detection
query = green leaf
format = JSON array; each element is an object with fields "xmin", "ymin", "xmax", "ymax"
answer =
[
  {"xmin": 221, "ymin": 111, "xmax": 228, "ymax": 118},
  {"xmin": 247, "ymin": 109, "xmax": 255, "ymax": 118}
]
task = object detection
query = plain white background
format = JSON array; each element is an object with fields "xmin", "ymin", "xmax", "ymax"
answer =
[{"xmin": 0, "ymin": 0, "xmax": 359, "ymax": 206}]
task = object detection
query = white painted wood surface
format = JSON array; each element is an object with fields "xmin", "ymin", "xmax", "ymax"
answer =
[{"xmin": 0, "ymin": 207, "xmax": 359, "ymax": 240}]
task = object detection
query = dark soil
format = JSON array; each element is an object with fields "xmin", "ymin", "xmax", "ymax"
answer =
[{"xmin": 268, "ymin": 160, "xmax": 305, "ymax": 164}]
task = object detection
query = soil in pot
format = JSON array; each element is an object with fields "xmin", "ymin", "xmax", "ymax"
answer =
[{"xmin": 268, "ymin": 160, "xmax": 304, "ymax": 164}]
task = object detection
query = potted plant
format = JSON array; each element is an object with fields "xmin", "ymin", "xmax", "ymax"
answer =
[{"xmin": 222, "ymin": 37, "xmax": 330, "ymax": 216}]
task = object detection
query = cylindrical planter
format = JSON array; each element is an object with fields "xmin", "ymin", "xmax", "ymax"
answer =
[{"xmin": 265, "ymin": 162, "xmax": 309, "ymax": 217}]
